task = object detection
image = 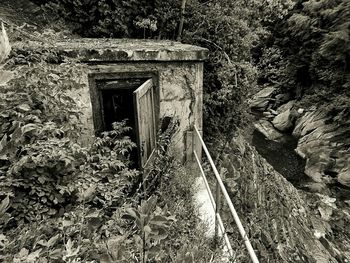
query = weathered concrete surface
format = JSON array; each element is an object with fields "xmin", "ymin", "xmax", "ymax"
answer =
[
  {"xmin": 64, "ymin": 65, "xmax": 95, "ymax": 146},
  {"xmin": 13, "ymin": 39, "xmax": 208, "ymax": 62},
  {"xmin": 219, "ymin": 136, "xmax": 340, "ymax": 262}
]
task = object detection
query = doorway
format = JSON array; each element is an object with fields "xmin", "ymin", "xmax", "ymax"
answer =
[{"xmin": 91, "ymin": 76, "xmax": 158, "ymax": 169}]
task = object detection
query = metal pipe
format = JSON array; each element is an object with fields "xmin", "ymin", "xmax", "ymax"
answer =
[
  {"xmin": 214, "ymin": 179, "xmax": 221, "ymax": 245},
  {"xmin": 194, "ymin": 126, "xmax": 260, "ymax": 263}
]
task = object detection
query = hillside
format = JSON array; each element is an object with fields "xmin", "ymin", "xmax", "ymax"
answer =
[{"xmin": 1, "ymin": 0, "xmax": 349, "ymax": 262}]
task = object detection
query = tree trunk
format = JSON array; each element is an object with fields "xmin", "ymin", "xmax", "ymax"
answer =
[{"xmin": 176, "ymin": 0, "xmax": 187, "ymax": 41}]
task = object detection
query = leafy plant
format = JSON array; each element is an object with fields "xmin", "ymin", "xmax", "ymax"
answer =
[
  {"xmin": 0, "ymin": 196, "xmax": 11, "ymax": 228},
  {"xmin": 123, "ymin": 196, "xmax": 176, "ymax": 263},
  {"xmin": 75, "ymin": 121, "xmax": 139, "ymax": 211},
  {"xmin": 0, "ymin": 61, "xmax": 140, "ymax": 224},
  {"xmin": 33, "ymin": 0, "xmax": 181, "ymax": 39}
]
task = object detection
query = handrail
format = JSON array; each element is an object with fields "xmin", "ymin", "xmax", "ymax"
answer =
[
  {"xmin": 194, "ymin": 151, "xmax": 233, "ymax": 256},
  {"xmin": 193, "ymin": 125, "xmax": 259, "ymax": 263}
]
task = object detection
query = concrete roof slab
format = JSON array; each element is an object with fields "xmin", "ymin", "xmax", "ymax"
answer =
[{"xmin": 13, "ymin": 38, "xmax": 208, "ymax": 62}]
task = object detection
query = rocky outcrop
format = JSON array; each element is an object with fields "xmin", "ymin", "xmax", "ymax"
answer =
[
  {"xmin": 272, "ymin": 100, "xmax": 295, "ymax": 131},
  {"xmin": 219, "ymin": 136, "xmax": 348, "ymax": 262},
  {"xmin": 254, "ymin": 120, "xmax": 284, "ymax": 142},
  {"xmin": 249, "ymin": 89, "xmax": 350, "ymax": 188},
  {"xmin": 293, "ymin": 109, "xmax": 350, "ymax": 186}
]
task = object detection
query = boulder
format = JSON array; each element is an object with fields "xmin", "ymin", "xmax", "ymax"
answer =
[
  {"xmin": 269, "ymin": 109, "xmax": 278, "ymax": 115},
  {"xmin": 272, "ymin": 100, "xmax": 295, "ymax": 131},
  {"xmin": 297, "ymin": 108, "xmax": 305, "ymax": 114},
  {"xmin": 272, "ymin": 109, "xmax": 293, "ymax": 131},
  {"xmin": 275, "ymin": 93, "xmax": 291, "ymax": 104},
  {"xmin": 276, "ymin": 100, "xmax": 295, "ymax": 113},
  {"xmin": 249, "ymin": 87, "xmax": 276, "ymax": 110},
  {"xmin": 254, "ymin": 120, "xmax": 284, "ymax": 141}
]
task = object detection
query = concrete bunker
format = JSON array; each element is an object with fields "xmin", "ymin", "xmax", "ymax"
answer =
[{"xmin": 21, "ymin": 39, "xmax": 208, "ymax": 168}]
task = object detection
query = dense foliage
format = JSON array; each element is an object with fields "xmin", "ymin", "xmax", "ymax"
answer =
[
  {"xmin": 32, "ymin": 0, "xmax": 181, "ymax": 39},
  {"xmin": 257, "ymin": 0, "xmax": 349, "ymax": 118},
  {"xmin": 0, "ymin": 62, "xmax": 141, "ymax": 222}
]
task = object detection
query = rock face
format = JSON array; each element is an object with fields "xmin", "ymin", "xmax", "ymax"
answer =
[
  {"xmin": 254, "ymin": 120, "xmax": 284, "ymax": 141},
  {"xmin": 249, "ymin": 87, "xmax": 350, "ymax": 188},
  {"xmin": 293, "ymin": 109, "xmax": 350, "ymax": 186},
  {"xmin": 220, "ymin": 136, "xmax": 344, "ymax": 262}
]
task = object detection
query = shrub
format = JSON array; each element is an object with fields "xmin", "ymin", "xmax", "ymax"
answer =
[
  {"xmin": 33, "ymin": 0, "xmax": 181, "ymax": 39},
  {"xmin": 258, "ymin": 0, "xmax": 350, "ymax": 109},
  {"xmin": 0, "ymin": 63, "xmax": 139, "ymax": 225}
]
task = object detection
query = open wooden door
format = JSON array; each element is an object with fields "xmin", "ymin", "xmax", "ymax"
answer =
[{"xmin": 133, "ymin": 79, "xmax": 156, "ymax": 168}]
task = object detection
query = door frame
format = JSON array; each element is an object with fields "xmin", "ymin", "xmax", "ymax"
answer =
[{"xmin": 88, "ymin": 70, "xmax": 159, "ymax": 135}]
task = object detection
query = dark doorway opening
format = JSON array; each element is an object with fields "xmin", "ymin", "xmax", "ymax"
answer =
[
  {"xmin": 97, "ymin": 79, "xmax": 146, "ymax": 168},
  {"xmin": 101, "ymin": 89, "xmax": 136, "ymax": 132}
]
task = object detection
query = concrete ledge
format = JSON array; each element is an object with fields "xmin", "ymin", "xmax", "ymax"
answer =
[{"xmin": 13, "ymin": 38, "xmax": 208, "ymax": 62}]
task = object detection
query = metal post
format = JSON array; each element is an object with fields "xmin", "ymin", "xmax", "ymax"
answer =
[{"xmin": 214, "ymin": 175, "xmax": 221, "ymax": 246}]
